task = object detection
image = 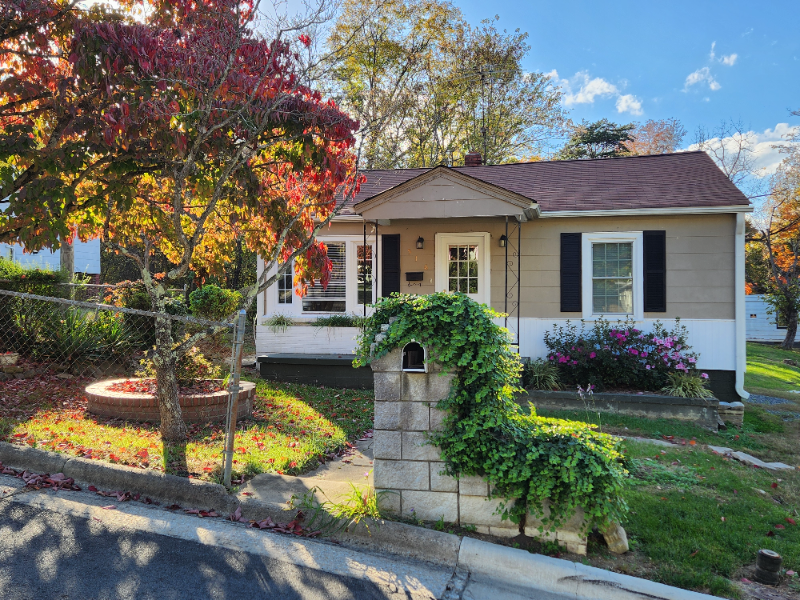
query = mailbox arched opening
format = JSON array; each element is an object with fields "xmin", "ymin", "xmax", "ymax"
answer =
[{"xmin": 402, "ymin": 342, "xmax": 426, "ymax": 372}]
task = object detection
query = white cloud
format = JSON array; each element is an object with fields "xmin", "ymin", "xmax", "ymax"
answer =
[
  {"xmin": 615, "ymin": 94, "xmax": 643, "ymax": 115},
  {"xmin": 684, "ymin": 67, "xmax": 721, "ymax": 91},
  {"xmin": 709, "ymin": 41, "xmax": 716, "ymax": 60},
  {"xmin": 548, "ymin": 70, "xmax": 643, "ymax": 113},
  {"xmin": 686, "ymin": 123, "xmax": 800, "ymax": 176},
  {"xmin": 720, "ymin": 53, "xmax": 738, "ymax": 66}
]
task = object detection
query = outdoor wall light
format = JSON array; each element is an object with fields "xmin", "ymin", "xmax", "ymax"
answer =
[
  {"xmin": 416, "ymin": 236, "xmax": 424, "ymax": 249},
  {"xmin": 499, "ymin": 234, "xmax": 508, "ymax": 248}
]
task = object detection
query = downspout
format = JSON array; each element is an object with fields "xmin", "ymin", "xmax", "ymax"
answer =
[{"xmin": 735, "ymin": 213, "xmax": 750, "ymax": 400}]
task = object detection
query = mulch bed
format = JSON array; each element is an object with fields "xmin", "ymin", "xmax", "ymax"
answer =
[{"xmin": 107, "ymin": 378, "xmax": 224, "ymax": 396}]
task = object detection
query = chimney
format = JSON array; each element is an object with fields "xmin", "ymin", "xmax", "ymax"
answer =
[{"xmin": 464, "ymin": 151, "xmax": 483, "ymax": 167}]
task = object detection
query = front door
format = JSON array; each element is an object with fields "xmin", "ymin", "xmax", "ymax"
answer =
[{"xmin": 435, "ymin": 233, "xmax": 490, "ymax": 305}]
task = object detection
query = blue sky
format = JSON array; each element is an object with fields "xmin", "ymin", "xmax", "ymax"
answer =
[{"xmin": 454, "ymin": 0, "xmax": 799, "ymax": 171}]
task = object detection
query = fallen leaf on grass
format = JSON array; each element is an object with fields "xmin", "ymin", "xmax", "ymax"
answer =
[
  {"xmin": 721, "ymin": 517, "xmax": 726, "ymax": 522},
  {"xmin": 88, "ymin": 485, "xmax": 98, "ymax": 492},
  {"xmin": 788, "ymin": 518, "xmax": 797, "ymax": 525},
  {"xmin": 775, "ymin": 524, "xmax": 785, "ymax": 529},
  {"xmin": 241, "ymin": 492, "xmax": 252, "ymax": 496},
  {"xmin": 690, "ymin": 551, "xmax": 699, "ymax": 557},
  {"xmin": 767, "ymin": 531, "xmax": 775, "ymax": 537},
  {"xmin": 771, "ymin": 482, "xmax": 779, "ymax": 489},
  {"xmin": 741, "ymin": 578, "xmax": 752, "ymax": 583}
]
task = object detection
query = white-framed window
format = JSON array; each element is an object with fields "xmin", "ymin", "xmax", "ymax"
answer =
[
  {"xmin": 303, "ymin": 242, "xmax": 347, "ymax": 312},
  {"xmin": 260, "ymin": 235, "xmax": 379, "ymax": 317},
  {"xmin": 357, "ymin": 243, "xmax": 374, "ymax": 305},
  {"xmin": 581, "ymin": 232, "xmax": 643, "ymax": 320},
  {"xmin": 277, "ymin": 268, "xmax": 293, "ymax": 304}
]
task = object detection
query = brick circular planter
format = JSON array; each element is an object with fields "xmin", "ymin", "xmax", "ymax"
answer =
[{"xmin": 85, "ymin": 378, "xmax": 256, "ymax": 423}]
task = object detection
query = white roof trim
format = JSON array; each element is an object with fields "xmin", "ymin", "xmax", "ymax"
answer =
[{"xmin": 539, "ymin": 205, "xmax": 753, "ymax": 218}]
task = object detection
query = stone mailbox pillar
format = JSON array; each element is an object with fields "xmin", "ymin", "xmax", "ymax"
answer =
[{"xmin": 370, "ymin": 345, "xmax": 593, "ymax": 554}]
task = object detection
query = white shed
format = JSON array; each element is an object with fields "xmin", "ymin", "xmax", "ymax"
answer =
[{"xmin": 746, "ymin": 294, "xmax": 786, "ymax": 342}]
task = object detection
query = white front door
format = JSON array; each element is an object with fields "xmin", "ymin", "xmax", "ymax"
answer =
[{"xmin": 435, "ymin": 233, "xmax": 491, "ymax": 305}]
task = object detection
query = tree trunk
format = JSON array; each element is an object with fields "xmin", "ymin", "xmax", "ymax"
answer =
[
  {"xmin": 153, "ymin": 314, "xmax": 187, "ymax": 441},
  {"xmin": 781, "ymin": 308, "xmax": 798, "ymax": 350},
  {"xmin": 59, "ymin": 235, "xmax": 74, "ymax": 275}
]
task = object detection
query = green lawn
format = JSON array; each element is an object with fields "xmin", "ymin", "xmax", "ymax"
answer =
[
  {"xmin": 746, "ymin": 341, "xmax": 800, "ymax": 401},
  {"xmin": 532, "ymin": 342, "xmax": 800, "ymax": 598},
  {"xmin": 1, "ymin": 376, "xmax": 374, "ymax": 482}
]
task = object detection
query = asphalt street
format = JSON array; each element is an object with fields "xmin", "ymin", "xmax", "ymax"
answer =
[{"xmin": 0, "ymin": 480, "xmax": 449, "ymax": 600}]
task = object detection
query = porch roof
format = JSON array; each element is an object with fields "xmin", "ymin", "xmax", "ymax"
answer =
[{"xmin": 352, "ymin": 165, "xmax": 539, "ymax": 221}]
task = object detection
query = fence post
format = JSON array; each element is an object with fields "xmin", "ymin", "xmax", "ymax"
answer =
[{"xmin": 223, "ymin": 309, "xmax": 247, "ymax": 488}]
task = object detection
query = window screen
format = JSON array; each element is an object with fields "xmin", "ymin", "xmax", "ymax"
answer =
[
  {"xmin": 592, "ymin": 242, "xmax": 633, "ymax": 314},
  {"xmin": 302, "ymin": 242, "xmax": 346, "ymax": 312}
]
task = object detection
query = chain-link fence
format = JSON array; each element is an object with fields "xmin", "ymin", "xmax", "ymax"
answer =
[{"xmin": 0, "ymin": 288, "xmax": 233, "ymax": 381}]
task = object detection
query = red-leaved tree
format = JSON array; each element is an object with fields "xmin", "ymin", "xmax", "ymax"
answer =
[{"xmin": 4, "ymin": 0, "xmax": 361, "ymax": 440}]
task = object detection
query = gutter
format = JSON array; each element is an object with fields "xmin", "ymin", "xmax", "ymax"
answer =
[{"xmin": 735, "ymin": 213, "xmax": 750, "ymax": 400}]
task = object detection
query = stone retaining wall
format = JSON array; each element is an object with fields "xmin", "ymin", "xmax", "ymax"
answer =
[
  {"xmin": 522, "ymin": 390, "xmax": 721, "ymax": 430},
  {"xmin": 371, "ymin": 348, "xmax": 588, "ymax": 554},
  {"xmin": 86, "ymin": 379, "xmax": 255, "ymax": 423}
]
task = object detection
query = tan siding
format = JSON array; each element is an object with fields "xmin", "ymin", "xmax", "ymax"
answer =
[{"xmin": 325, "ymin": 213, "xmax": 736, "ymax": 320}]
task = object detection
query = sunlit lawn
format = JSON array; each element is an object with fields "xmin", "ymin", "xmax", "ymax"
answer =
[
  {"xmin": 0, "ymin": 373, "xmax": 373, "ymax": 482},
  {"xmin": 745, "ymin": 341, "xmax": 800, "ymax": 401}
]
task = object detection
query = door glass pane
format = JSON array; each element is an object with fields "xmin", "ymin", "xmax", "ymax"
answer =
[{"xmin": 448, "ymin": 244, "xmax": 479, "ymax": 295}]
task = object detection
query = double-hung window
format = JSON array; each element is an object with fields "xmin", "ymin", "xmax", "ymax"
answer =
[
  {"xmin": 592, "ymin": 242, "xmax": 633, "ymax": 314},
  {"xmin": 581, "ymin": 232, "xmax": 643, "ymax": 320},
  {"xmin": 302, "ymin": 242, "xmax": 347, "ymax": 312}
]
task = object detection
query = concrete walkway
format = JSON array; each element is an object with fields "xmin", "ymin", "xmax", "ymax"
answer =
[{"xmin": 239, "ymin": 436, "xmax": 375, "ymax": 506}]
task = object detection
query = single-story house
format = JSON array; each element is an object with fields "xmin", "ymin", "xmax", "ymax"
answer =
[
  {"xmin": 256, "ymin": 151, "xmax": 752, "ymax": 402},
  {"xmin": 0, "ymin": 235, "xmax": 101, "ymax": 278},
  {"xmin": 746, "ymin": 294, "xmax": 786, "ymax": 343}
]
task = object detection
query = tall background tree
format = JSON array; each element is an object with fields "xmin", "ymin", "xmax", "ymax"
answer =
[
  {"xmin": 325, "ymin": 0, "xmax": 565, "ymax": 168},
  {"xmin": 556, "ymin": 118, "xmax": 635, "ymax": 160},
  {"xmin": 626, "ymin": 118, "xmax": 687, "ymax": 155}
]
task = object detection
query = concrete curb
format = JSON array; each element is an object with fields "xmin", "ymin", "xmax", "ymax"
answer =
[
  {"xmin": 0, "ymin": 441, "xmax": 460, "ymax": 568},
  {"xmin": 459, "ymin": 537, "xmax": 717, "ymax": 600},
  {"xmin": 0, "ymin": 441, "xmax": 718, "ymax": 599}
]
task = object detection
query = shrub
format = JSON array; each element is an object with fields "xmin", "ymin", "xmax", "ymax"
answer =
[
  {"xmin": 5, "ymin": 305, "xmax": 135, "ymax": 365},
  {"xmin": 265, "ymin": 314, "xmax": 293, "ymax": 333},
  {"xmin": 543, "ymin": 318, "xmax": 702, "ymax": 391},
  {"xmin": 138, "ymin": 345, "xmax": 222, "ymax": 385},
  {"xmin": 104, "ymin": 280, "xmax": 188, "ymax": 346},
  {"xmin": 313, "ymin": 314, "xmax": 366, "ymax": 328},
  {"xmin": 355, "ymin": 293, "xmax": 628, "ymax": 532},
  {"xmin": 661, "ymin": 372, "xmax": 713, "ymax": 398},
  {"xmin": 189, "ymin": 284, "xmax": 241, "ymax": 321},
  {"xmin": 523, "ymin": 359, "xmax": 562, "ymax": 390}
]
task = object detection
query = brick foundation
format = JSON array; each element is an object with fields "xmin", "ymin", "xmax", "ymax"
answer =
[{"xmin": 85, "ymin": 379, "xmax": 255, "ymax": 423}]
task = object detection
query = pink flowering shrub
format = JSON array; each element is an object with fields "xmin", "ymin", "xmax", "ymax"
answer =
[{"xmin": 543, "ymin": 318, "xmax": 707, "ymax": 391}]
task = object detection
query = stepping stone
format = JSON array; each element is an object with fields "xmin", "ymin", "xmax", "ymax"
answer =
[{"xmin": 708, "ymin": 445, "xmax": 795, "ymax": 471}]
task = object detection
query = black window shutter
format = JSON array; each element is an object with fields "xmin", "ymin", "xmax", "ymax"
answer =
[
  {"xmin": 560, "ymin": 233, "xmax": 582, "ymax": 312},
  {"xmin": 643, "ymin": 230, "xmax": 666, "ymax": 312},
  {"xmin": 381, "ymin": 234, "xmax": 401, "ymax": 297}
]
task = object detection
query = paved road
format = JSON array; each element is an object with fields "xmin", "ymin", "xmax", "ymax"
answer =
[{"xmin": 0, "ymin": 477, "xmax": 452, "ymax": 600}]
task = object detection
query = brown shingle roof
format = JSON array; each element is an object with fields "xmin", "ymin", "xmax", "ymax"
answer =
[{"xmin": 345, "ymin": 151, "xmax": 750, "ymax": 214}]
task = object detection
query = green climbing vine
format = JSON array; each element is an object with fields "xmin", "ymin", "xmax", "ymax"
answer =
[{"xmin": 354, "ymin": 292, "xmax": 628, "ymax": 531}]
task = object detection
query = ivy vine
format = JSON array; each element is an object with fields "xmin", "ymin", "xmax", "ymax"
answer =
[{"xmin": 354, "ymin": 292, "xmax": 628, "ymax": 530}]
